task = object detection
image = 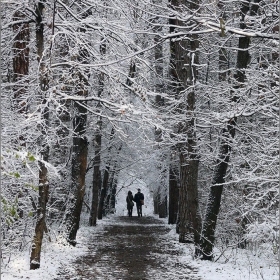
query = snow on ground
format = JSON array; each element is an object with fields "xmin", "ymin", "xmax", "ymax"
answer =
[
  {"xmin": 160, "ymin": 223, "xmax": 279, "ymax": 280},
  {"xmin": 190, "ymin": 244, "xmax": 278, "ymax": 280},
  {"xmin": 1, "ymin": 225, "xmax": 89, "ymax": 280},
  {"xmin": 1, "ymin": 238, "xmax": 80, "ymax": 279},
  {"xmin": 1, "ymin": 183, "xmax": 279, "ymax": 279}
]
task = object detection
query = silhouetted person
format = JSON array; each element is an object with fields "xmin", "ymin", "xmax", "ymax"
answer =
[
  {"xmin": 126, "ymin": 190, "xmax": 134, "ymax": 217},
  {"xmin": 134, "ymin": 189, "xmax": 144, "ymax": 217}
]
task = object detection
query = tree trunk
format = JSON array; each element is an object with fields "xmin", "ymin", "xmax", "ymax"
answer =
[
  {"xmin": 89, "ymin": 125, "xmax": 102, "ymax": 226},
  {"xmin": 61, "ymin": 74, "xmax": 88, "ymax": 244},
  {"xmin": 200, "ymin": 121, "xmax": 236, "ymax": 260},
  {"xmin": 13, "ymin": 11, "xmax": 29, "ymax": 115},
  {"xmin": 64, "ymin": 106, "xmax": 88, "ymax": 245},
  {"xmin": 169, "ymin": 0, "xmax": 201, "ymax": 250},
  {"xmin": 108, "ymin": 166, "xmax": 121, "ymax": 213},
  {"xmin": 30, "ymin": 2, "xmax": 49, "ymax": 269},
  {"xmin": 179, "ymin": 146, "xmax": 200, "ymax": 245},
  {"xmin": 104, "ymin": 165, "xmax": 116, "ymax": 215},
  {"xmin": 61, "ymin": 10, "xmax": 90, "ymax": 243},
  {"xmin": 98, "ymin": 167, "xmax": 109, "ymax": 219},
  {"xmin": 153, "ymin": 189, "xmax": 159, "ymax": 215},
  {"xmin": 12, "ymin": 9, "xmax": 30, "ymax": 220},
  {"xmin": 158, "ymin": 192, "xmax": 168, "ymax": 218},
  {"xmin": 30, "ymin": 152, "xmax": 49, "ymax": 269},
  {"xmin": 168, "ymin": 164, "xmax": 179, "ymax": 224},
  {"xmin": 168, "ymin": 5, "xmax": 180, "ymax": 228},
  {"xmin": 110, "ymin": 179, "xmax": 117, "ymax": 212},
  {"xmin": 153, "ymin": 0, "xmax": 167, "ymax": 218},
  {"xmin": 89, "ymin": 38, "xmax": 106, "ymax": 225},
  {"xmin": 103, "ymin": 141, "xmax": 122, "ymax": 215},
  {"xmin": 97, "ymin": 127, "xmax": 116, "ymax": 219}
]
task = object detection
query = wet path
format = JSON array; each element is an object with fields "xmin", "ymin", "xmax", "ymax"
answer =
[{"xmin": 54, "ymin": 216, "xmax": 200, "ymax": 280}]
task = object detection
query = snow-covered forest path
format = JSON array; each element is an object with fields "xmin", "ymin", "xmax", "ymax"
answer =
[{"xmin": 54, "ymin": 216, "xmax": 200, "ymax": 280}]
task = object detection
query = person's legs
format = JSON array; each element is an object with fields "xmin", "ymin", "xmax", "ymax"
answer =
[
  {"xmin": 137, "ymin": 204, "xmax": 141, "ymax": 217},
  {"xmin": 139, "ymin": 205, "xmax": 142, "ymax": 217}
]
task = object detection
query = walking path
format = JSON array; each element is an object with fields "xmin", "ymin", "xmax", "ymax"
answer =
[{"xmin": 54, "ymin": 216, "xmax": 201, "ymax": 280}]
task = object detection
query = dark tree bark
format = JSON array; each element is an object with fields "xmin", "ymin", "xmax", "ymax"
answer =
[
  {"xmin": 168, "ymin": 6, "xmax": 180, "ymax": 227},
  {"xmin": 12, "ymin": 9, "xmax": 30, "ymax": 220},
  {"xmin": 13, "ymin": 11, "xmax": 29, "ymax": 114},
  {"xmin": 107, "ymin": 163, "xmax": 121, "ymax": 213},
  {"xmin": 61, "ymin": 7, "xmax": 90, "ymax": 243},
  {"xmin": 30, "ymin": 127, "xmax": 50, "ymax": 270},
  {"xmin": 152, "ymin": 0, "xmax": 167, "ymax": 218},
  {"xmin": 200, "ymin": 0, "xmax": 258, "ymax": 260},
  {"xmin": 98, "ymin": 166, "xmax": 109, "ymax": 219},
  {"xmin": 126, "ymin": 60, "xmax": 136, "ymax": 87},
  {"xmin": 62, "ymin": 49, "xmax": 89, "ymax": 242},
  {"xmin": 63, "ymin": 101, "xmax": 88, "ymax": 245},
  {"xmin": 89, "ymin": 39, "xmax": 106, "ymax": 225},
  {"xmin": 97, "ymin": 127, "xmax": 115, "ymax": 219},
  {"xmin": 153, "ymin": 190, "xmax": 159, "ymax": 215},
  {"xmin": 169, "ymin": 0, "xmax": 201, "ymax": 251},
  {"xmin": 89, "ymin": 124, "xmax": 102, "ymax": 226},
  {"xmin": 158, "ymin": 193, "xmax": 168, "ymax": 218},
  {"xmin": 30, "ymin": 1, "xmax": 50, "ymax": 270},
  {"xmin": 200, "ymin": 120, "xmax": 236, "ymax": 260},
  {"xmin": 168, "ymin": 163, "xmax": 179, "ymax": 224},
  {"xmin": 109, "ymin": 181, "xmax": 117, "ymax": 212},
  {"xmin": 179, "ymin": 140, "xmax": 200, "ymax": 247},
  {"xmin": 104, "ymin": 162, "xmax": 117, "ymax": 215},
  {"xmin": 98, "ymin": 128, "xmax": 122, "ymax": 219}
]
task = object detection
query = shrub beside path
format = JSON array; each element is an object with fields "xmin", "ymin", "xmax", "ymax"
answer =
[{"xmin": 54, "ymin": 216, "xmax": 201, "ymax": 280}]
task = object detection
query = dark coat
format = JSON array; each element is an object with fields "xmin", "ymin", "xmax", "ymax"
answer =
[
  {"xmin": 134, "ymin": 192, "xmax": 144, "ymax": 205},
  {"xmin": 126, "ymin": 193, "xmax": 134, "ymax": 209}
]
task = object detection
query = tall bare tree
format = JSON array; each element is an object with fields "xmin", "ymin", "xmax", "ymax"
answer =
[
  {"xmin": 30, "ymin": 1, "xmax": 50, "ymax": 269},
  {"xmin": 169, "ymin": 1, "xmax": 201, "ymax": 252},
  {"xmin": 63, "ymin": 92, "xmax": 88, "ymax": 245},
  {"xmin": 89, "ymin": 38, "xmax": 106, "ymax": 225},
  {"xmin": 61, "ymin": 56, "xmax": 89, "ymax": 244},
  {"xmin": 152, "ymin": 0, "xmax": 168, "ymax": 219}
]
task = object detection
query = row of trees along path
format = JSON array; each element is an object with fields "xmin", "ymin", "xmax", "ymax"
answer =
[{"xmin": 54, "ymin": 216, "xmax": 201, "ymax": 280}]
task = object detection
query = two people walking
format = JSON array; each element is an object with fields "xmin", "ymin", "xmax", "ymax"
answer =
[{"xmin": 126, "ymin": 188, "xmax": 144, "ymax": 217}]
